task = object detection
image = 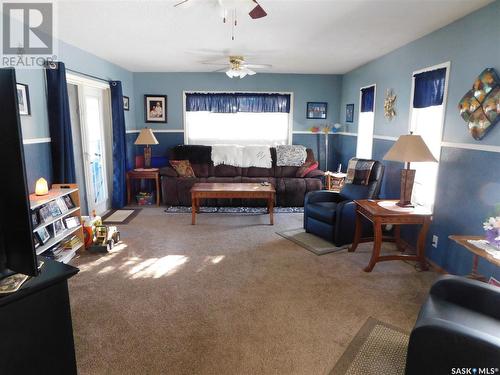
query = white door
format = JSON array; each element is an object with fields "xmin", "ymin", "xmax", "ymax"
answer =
[{"xmin": 80, "ymin": 86, "xmax": 110, "ymax": 215}]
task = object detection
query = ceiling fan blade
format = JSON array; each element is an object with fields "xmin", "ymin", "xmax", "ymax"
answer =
[
  {"xmin": 244, "ymin": 63, "xmax": 272, "ymax": 69},
  {"xmin": 213, "ymin": 67, "xmax": 228, "ymax": 72},
  {"xmin": 174, "ymin": 0, "xmax": 190, "ymax": 7},
  {"xmin": 249, "ymin": 1, "xmax": 267, "ymax": 19},
  {"xmin": 201, "ymin": 62, "xmax": 230, "ymax": 66}
]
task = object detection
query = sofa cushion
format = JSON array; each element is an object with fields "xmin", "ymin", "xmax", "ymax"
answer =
[
  {"xmin": 242, "ymin": 166, "xmax": 274, "ymax": 177},
  {"xmin": 213, "ymin": 164, "xmax": 242, "ymax": 177},
  {"xmin": 307, "ymin": 202, "xmax": 337, "ymax": 223},
  {"xmin": 191, "ymin": 163, "xmax": 210, "ymax": 178}
]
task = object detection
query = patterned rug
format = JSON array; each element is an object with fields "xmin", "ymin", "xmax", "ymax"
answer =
[
  {"xmin": 276, "ymin": 228, "xmax": 348, "ymax": 255},
  {"xmin": 164, "ymin": 206, "xmax": 304, "ymax": 214},
  {"xmin": 329, "ymin": 317, "xmax": 409, "ymax": 375},
  {"xmin": 102, "ymin": 209, "xmax": 141, "ymax": 224}
]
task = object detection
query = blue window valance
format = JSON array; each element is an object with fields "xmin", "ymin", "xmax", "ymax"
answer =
[
  {"xmin": 186, "ymin": 93, "xmax": 291, "ymax": 113},
  {"xmin": 413, "ymin": 68, "xmax": 447, "ymax": 108},
  {"xmin": 360, "ymin": 86, "xmax": 375, "ymax": 112}
]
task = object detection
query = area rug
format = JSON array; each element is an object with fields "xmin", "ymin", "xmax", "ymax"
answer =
[
  {"xmin": 329, "ymin": 317, "xmax": 409, "ymax": 375},
  {"xmin": 276, "ymin": 228, "xmax": 348, "ymax": 255},
  {"xmin": 164, "ymin": 206, "xmax": 304, "ymax": 214},
  {"xmin": 102, "ymin": 209, "xmax": 141, "ymax": 224}
]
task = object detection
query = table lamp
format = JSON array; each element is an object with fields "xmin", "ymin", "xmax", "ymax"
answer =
[
  {"xmin": 383, "ymin": 133, "xmax": 437, "ymax": 207},
  {"xmin": 134, "ymin": 127, "xmax": 159, "ymax": 168}
]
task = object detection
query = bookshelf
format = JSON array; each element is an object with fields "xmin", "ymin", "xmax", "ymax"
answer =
[{"xmin": 29, "ymin": 184, "xmax": 84, "ymax": 264}]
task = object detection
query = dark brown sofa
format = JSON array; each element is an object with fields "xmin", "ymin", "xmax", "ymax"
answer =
[{"xmin": 160, "ymin": 145, "xmax": 324, "ymax": 207}]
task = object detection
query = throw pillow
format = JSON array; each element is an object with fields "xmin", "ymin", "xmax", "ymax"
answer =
[
  {"xmin": 345, "ymin": 158, "xmax": 375, "ymax": 186},
  {"xmin": 170, "ymin": 160, "xmax": 196, "ymax": 177},
  {"xmin": 296, "ymin": 161, "xmax": 319, "ymax": 178}
]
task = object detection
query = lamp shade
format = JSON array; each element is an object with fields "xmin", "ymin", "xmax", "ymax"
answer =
[
  {"xmin": 134, "ymin": 128, "xmax": 159, "ymax": 146},
  {"xmin": 383, "ymin": 134, "xmax": 437, "ymax": 163}
]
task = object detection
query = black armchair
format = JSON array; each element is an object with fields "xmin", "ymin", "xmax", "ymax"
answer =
[
  {"xmin": 406, "ymin": 275, "xmax": 500, "ymax": 375},
  {"xmin": 303, "ymin": 159, "xmax": 384, "ymax": 246}
]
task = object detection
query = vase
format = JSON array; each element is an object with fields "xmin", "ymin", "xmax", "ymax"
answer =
[{"xmin": 485, "ymin": 228, "xmax": 500, "ymax": 249}]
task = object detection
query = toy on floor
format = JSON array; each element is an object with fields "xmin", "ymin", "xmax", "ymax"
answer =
[
  {"xmin": 88, "ymin": 225, "xmax": 121, "ymax": 253},
  {"xmin": 82, "ymin": 211, "xmax": 121, "ymax": 253}
]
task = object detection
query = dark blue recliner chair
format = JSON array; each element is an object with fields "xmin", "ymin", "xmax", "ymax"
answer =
[
  {"xmin": 303, "ymin": 159, "xmax": 384, "ymax": 246},
  {"xmin": 406, "ymin": 275, "xmax": 500, "ymax": 375}
]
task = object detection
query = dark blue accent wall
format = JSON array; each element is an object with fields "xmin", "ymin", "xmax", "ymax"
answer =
[{"xmin": 23, "ymin": 142, "xmax": 53, "ymax": 194}]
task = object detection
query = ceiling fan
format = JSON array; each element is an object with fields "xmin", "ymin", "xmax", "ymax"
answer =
[
  {"xmin": 203, "ymin": 55, "xmax": 272, "ymax": 78},
  {"xmin": 174, "ymin": 0, "xmax": 267, "ymax": 20}
]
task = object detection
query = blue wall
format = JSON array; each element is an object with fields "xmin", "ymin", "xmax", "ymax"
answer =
[{"xmin": 336, "ymin": 1, "xmax": 500, "ymax": 278}]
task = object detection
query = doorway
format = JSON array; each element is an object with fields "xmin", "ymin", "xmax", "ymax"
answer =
[{"xmin": 67, "ymin": 74, "xmax": 113, "ymax": 216}]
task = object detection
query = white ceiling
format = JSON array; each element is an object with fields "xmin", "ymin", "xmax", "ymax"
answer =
[{"xmin": 56, "ymin": 0, "xmax": 492, "ymax": 74}]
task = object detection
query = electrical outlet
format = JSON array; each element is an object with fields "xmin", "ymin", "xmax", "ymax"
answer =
[{"xmin": 432, "ymin": 235, "xmax": 439, "ymax": 248}]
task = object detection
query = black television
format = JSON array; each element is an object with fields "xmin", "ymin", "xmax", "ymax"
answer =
[{"xmin": 0, "ymin": 68, "xmax": 39, "ymax": 279}]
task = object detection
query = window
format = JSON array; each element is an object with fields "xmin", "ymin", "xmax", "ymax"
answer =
[
  {"xmin": 409, "ymin": 63, "xmax": 449, "ymax": 210},
  {"xmin": 356, "ymin": 85, "xmax": 376, "ymax": 159},
  {"xmin": 184, "ymin": 92, "xmax": 292, "ymax": 146}
]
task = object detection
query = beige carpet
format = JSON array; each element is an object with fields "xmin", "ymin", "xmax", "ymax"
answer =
[{"xmin": 69, "ymin": 208, "xmax": 437, "ymax": 375}]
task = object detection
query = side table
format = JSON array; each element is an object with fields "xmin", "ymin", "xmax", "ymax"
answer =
[
  {"xmin": 349, "ymin": 199, "xmax": 432, "ymax": 272},
  {"xmin": 449, "ymin": 235, "xmax": 500, "ymax": 281},
  {"xmin": 126, "ymin": 168, "xmax": 160, "ymax": 206},
  {"xmin": 325, "ymin": 172, "xmax": 347, "ymax": 192}
]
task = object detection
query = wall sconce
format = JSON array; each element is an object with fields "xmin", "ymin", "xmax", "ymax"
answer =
[{"xmin": 35, "ymin": 178, "xmax": 49, "ymax": 196}]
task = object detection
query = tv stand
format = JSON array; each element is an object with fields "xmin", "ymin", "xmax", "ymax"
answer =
[{"xmin": 0, "ymin": 257, "xmax": 79, "ymax": 374}]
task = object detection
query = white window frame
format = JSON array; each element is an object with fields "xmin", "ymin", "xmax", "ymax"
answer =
[
  {"xmin": 356, "ymin": 84, "xmax": 376, "ymax": 159},
  {"xmin": 182, "ymin": 90, "xmax": 294, "ymax": 145},
  {"xmin": 408, "ymin": 61, "xmax": 451, "ymax": 210}
]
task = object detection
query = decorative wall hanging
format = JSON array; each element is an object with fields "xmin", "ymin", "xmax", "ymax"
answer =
[
  {"xmin": 458, "ymin": 68, "xmax": 500, "ymax": 140},
  {"xmin": 307, "ymin": 102, "xmax": 327, "ymax": 119},
  {"xmin": 16, "ymin": 83, "xmax": 31, "ymax": 116},
  {"xmin": 123, "ymin": 96, "xmax": 129, "ymax": 111},
  {"xmin": 346, "ymin": 103, "xmax": 354, "ymax": 122},
  {"xmin": 383, "ymin": 89, "xmax": 396, "ymax": 120},
  {"xmin": 144, "ymin": 94, "xmax": 167, "ymax": 123}
]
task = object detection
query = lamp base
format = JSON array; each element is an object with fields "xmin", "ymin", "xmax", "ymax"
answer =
[
  {"xmin": 398, "ymin": 168, "xmax": 415, "ymax": 207},
  {"xmin": 144, "ymin": 146, "xmax": 152, "ymax": 168}
]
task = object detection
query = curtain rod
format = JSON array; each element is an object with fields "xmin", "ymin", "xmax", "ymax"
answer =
[{"xmin": 66, "ymin": 68, "xmax": 111, "ymax": 84}]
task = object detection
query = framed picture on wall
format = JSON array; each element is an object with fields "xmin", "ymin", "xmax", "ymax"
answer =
[
  {"xmin": 306, "ymin": 102, "xmax": 327, "ymax": 119},
  {"xmin": 16, "ymin": 83, "xmax": 31, "ymax": 116},
  {"xmin": 123, "ymin": 96, "xmax": 130, "ymax": 111},
  {"xmin": 144, "ymin": 95, "xmax": 167, "ymax": 123},
  {"xmin": 346, "ymin": 103, "xmax": 354, "ymax": 123}
]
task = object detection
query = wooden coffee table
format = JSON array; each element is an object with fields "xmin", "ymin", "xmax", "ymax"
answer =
[{"xmin": 190, "ymin": 183, "xmax": 276, "ymax": 225}]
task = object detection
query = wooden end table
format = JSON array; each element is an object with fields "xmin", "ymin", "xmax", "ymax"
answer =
[
  {"xmin": 190, "ymin": 183, "xmax": 276, "ymax": 225},
  {"xmin": 126, "ymin": 168, "xmax": 160, "ymax": 206},
  {"xmin": 449, "ymin": 235, "xmax": 500, "ymax": 281},
  {"xmin": 349, "ymin": 199, "xmax": 432, "ymax": 272},
  {"xmin": 325, "ymin": 172, "xmax": 347, "ymax": 192}
]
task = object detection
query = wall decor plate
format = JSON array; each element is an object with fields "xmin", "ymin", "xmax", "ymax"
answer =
[{"xmin": 458, "ymin": 68, "xmax": 500, "ymax": 140}]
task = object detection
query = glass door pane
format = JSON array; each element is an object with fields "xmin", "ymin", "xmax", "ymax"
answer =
[{"xmin": 81, "ymin": 87, "xmax": 109, "ymax": 215}]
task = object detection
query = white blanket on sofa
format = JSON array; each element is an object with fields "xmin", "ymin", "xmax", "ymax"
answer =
[
  {"xmin": 212, "ymin": 145, "xmax": 244, "ymax": 167},
  {"xmin": 211, "ymin": 145, "xmax": 272, "ymax": 168},
  {"xmin": 242, "ymin": 146, "xmax": 272, "ymax": 168}
]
